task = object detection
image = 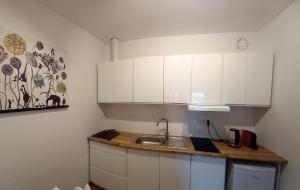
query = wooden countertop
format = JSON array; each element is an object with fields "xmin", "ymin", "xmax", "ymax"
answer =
[{"xmin": 88, "ymin": 131, "xmax": 287, "ymax": 164}]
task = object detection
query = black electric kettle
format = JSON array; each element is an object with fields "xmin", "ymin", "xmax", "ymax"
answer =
[{"xmin": 228, "ymin": 128, "xmax": 241, "ymax": 148}]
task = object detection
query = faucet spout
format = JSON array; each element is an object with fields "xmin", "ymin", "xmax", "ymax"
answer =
[{"xmin": 156, "ymin": 118, "xmax": 169, "ymax": 140}]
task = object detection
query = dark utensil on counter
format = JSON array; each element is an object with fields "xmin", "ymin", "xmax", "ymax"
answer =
[
  {"xmin": 228, "ymin": 128, "xmax": 241, "ymax": 148},
  {"xmin": 92, "ymin": 129, "xmax": 120, "ymax": 140}
]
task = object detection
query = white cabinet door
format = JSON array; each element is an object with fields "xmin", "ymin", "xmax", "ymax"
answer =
[
  {"xmin": 164, "ymin": 55, "xmax": 192, "ymax": 104},
  {"xmin": 222, "ymin": 53, "xmax": 247, "ymax": 105},
  {"xmin": 191, "ymin": 54, "xmax": 223, "ymax": 105},
  {"xmin": 127, "ymin": 149, "xmax": 159, "ymax": 190},
  {"xmin": 90, "ymin": 166, "xmax": 126, "ymax": 190},
  {"xmin": 246, "ymin": 53, "xmax": 273, "ymax": 106},
  {"xmin": 133, "ymin": 56, "xmax": 164, "ymax": 103},
  {"xmin": 160, "ymin": 153, "xmax": 191, "ymax": 190},
  {"xmin": 114, "ymin": 59, "xmax": 133, "ymax": 102},
  {"xmin": 98, "ymin": 63, "xmax": 113, "ymax": 102},
  {"xmin": 191, "ymin": 156, "xmax": 226, "ymax": 190}
]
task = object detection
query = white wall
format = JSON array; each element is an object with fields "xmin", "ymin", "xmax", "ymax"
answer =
[
  {"xmin": 117, "ymin": 32, "xmax": 258, "ymax": 59},
  {"xmin": 256, "ymin": 1, "xmax": 300, "ymax": 190},
  {"xmin": 103, "ymin": 32, "xmax": 260, "ymax": 138},
  {"xmin": 0, "ymin": 0, "xmax": 105, "ymax": 189},
  {"xmin": 103, "ymin": 104, "xmax": 256, "ymax": 138}
]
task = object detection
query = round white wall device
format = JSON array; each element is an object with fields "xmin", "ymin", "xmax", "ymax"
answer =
[{"xmin": 236, "ymin": 37, "xmax": 249, "ymax": 50}]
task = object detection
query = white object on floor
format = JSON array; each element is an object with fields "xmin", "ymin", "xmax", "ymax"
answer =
[
  {"xmin": 52, "ymin": 184, "xmax": 91, "ymax": 190},
  {"xmin": 74, "ymin": 187, "xmax": 83, "ymax": 190},
  {"xmin": 84, "ymin": 184, "xmax": 91, "ymax": 190},
  {"xmin": 52, "ymin": 188, "xmax": 61, "ymax": 190},
  {"xmin": 74, "ymin": 184, "xmax": 91, "ymax": 190}
]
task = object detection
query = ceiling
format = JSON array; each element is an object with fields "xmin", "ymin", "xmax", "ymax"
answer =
[{"xmin": 36, "ymin": 0, "xmax": 294, "ymax": 43}]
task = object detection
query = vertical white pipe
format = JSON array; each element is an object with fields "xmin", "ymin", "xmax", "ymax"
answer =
[{"xmin": 111, "ymin": 37, "xmax": 119, "ymax": 61}]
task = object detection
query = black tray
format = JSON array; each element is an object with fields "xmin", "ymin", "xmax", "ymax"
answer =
[{"xmin": 92, "ymin": 129, "xmax": 120, "ymax": 141}]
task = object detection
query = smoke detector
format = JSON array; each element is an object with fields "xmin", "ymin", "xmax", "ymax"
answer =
[{"xmin": 236, "ymin": 37, "xmax": 249, "ymax": 51}]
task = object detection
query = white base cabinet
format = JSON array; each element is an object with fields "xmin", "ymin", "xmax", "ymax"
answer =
[
  {"xmin": 160, "ymin": 153, "xmax": 191, "ymax": 190},
  {"xmin": 90, "ymin": 142, "xmax": 228, "ymax": 190},
  {"xmin": 127, "ymin": 149, "xmax": 160, "ymax": 190},
  {"xmin": 90, "ymin": 166, "xmax": 126, "ymax": 190},
  {"xmin": 89, "ymin": 142, "xmax": 127, "ymax": 190},
  {"xmin": 191, "ymin": 155, "xmax": 226, "ymax": 190}
]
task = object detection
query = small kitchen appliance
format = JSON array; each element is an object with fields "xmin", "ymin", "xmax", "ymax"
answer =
[
  {"xmin": 241, "ymin": 130, "xmax": 258, "ymax": 150},
  {"xmin": 227, "ymin": 161, "xmax": 276, "ymax": 190},
  {"xmin": 228, "ymin": 128, "xmax": 241, "ymax": 148}
]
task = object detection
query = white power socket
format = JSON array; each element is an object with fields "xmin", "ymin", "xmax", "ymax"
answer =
[{"xmin": 199, "ymin": 120, "xmax": 208, "ymax": 127}]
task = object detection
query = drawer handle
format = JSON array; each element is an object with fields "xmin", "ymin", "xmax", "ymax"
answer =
[{"xmin": 250, "ymin": 176, "xmax": 260, "ymax": 179}]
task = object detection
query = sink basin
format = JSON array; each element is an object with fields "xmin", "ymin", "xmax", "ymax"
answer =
[
  {"xmin": 167, "ymin": 136, "xmax": 189, "ymax": 149},
  {"xmin": 136, "ymin": 135, "xmax": 167, "ymax": 146},
  {"xmin": 135, "ymin": 135, "xmax": 189, "ymax": 149}
]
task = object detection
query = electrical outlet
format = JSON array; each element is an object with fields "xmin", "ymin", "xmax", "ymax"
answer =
[{"xmin": 199, "ymin": 120, "xmax": 207, "ymax": 127}]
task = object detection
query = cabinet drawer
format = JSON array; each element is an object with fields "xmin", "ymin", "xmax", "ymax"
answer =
[
  {"xmin": 90, "ymin": 142, "xmax": 126, "ymax": 157},
  {"xmin": 90, "ymin": 166, "xmax": 126, "ymax": 190},
  {"xmin": 90, "ymin": 147, "xmax": 126, "ymax": 176}
]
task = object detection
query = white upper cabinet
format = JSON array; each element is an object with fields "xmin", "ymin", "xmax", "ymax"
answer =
[
  {"xmin": 191, "ymin": 54, "xmax": 223, "ymax": 105},
  {"xmin": 133, "ymin": 56, "xmax": 164, "ymax": 103},
  {"xmin": 246, "ymin": 53, "xmax": 273, "ymax": 106},
  {"xmin": 222, "ymin": 53, "xmax": 247, "ymax": 105},
  {"xmin": 98, "ymin": 62, "xmax": 114, "ymax": 103},
  {"xmin": 164, "ymin": 55, "xmax": 192, "ymax": 104},
  {"xmin": 114, "ymin": 59, "xmax": 133, "ymax": 102},
  {"xmin": 98, "ymin": 52, "xmax": 273, "ymax": 107}
]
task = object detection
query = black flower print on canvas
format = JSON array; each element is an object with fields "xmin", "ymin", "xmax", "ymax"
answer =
[{"xmin": 0, "ymin": 31, "xmax": 68, "ymax": 113}]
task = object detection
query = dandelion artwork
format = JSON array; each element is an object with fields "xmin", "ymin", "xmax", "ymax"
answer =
[{"xmin": 0, "ymin": 31, "xmax": 68, "ymax": 113}]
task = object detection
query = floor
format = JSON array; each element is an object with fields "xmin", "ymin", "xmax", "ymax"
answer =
[{"xmin": 89, "ymin": 183, "xmax": 105, "ymax": 190}]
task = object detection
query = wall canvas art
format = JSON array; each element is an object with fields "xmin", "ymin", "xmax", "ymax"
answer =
[{"xmin": 0, "ymin": 31, "xmax": 68, "ymax": 113}]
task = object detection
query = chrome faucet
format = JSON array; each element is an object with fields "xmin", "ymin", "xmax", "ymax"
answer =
[{"xmin": 156, "ymin": 118, "xmax": 169, "ymax": 140}]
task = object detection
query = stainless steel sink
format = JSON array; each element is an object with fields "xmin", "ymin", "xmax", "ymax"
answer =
[
  {"xmin": 167, "ymin": 136, "xmax": 189, "ymax": 149},
  {"xmin": 136, "ymin": 135, "xmax": 167, "ymax": 146},
  {"xmin": 135, "ymin": 135, "xmax": 189, "ymax": 149}
]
